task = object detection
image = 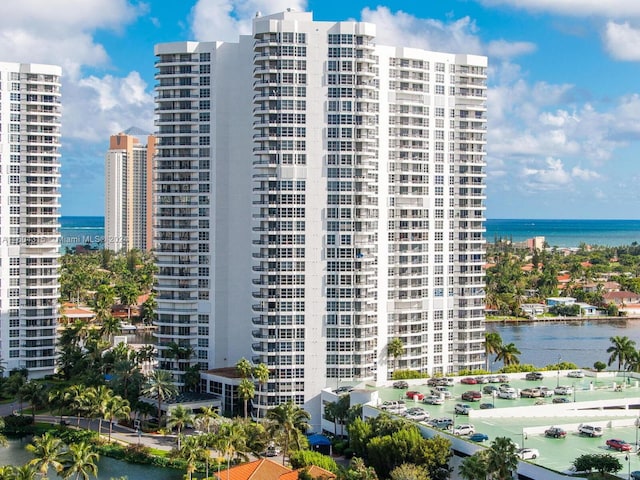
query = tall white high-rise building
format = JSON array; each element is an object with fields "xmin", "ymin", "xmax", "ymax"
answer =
[
  {"xmin": 105, "ymin": 130, "xmax": 155, "ymax": 252},
  {"xmin": 0, "ymin": 62, "xmax": 62, "ymax": 376},
  {"xmin": 153, "ymin": 10, "xmax": 486, "ymax": 418}
]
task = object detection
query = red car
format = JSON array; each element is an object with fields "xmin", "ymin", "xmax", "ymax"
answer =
[
  {"xmin": 461, "ymin": 390, "xmax": 482, "ymax": 402},
  {"xmin": 606, "ymin": 439, "xmax": 632, "ymax": 451},
  {"xmin": 406, "ymin": 391, "xmax": 425, "ymax": 400},
  {"xmin": 461, "ymin": 377, "xmax": 478, "ymax": 385}
]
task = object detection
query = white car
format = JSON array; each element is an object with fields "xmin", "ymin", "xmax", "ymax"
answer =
[
  {"xmin": 404, "ymin": 407, "xmax": 430, "ymax": 421},
  {"xmin": 538, "ymin": 387, "xmax": 554, "ymax": 397},
  {"xmin": 517, "ymin": 448, "xmax": 540, "ymax": 460},
  {"xmin": 453, "ymin": 424, "xmax": 475, "ymax": 435},
  {"xmin": 498, "ymin": 388, "xmax": 517, "ymax": 399},
  {"xmin": 423, "ymin": 395, "xmax": 444, "ymax": 405},
  {"xmin": 568, "ymin": 370, "xmax": 585, "ymax": 378},
  {"xmin": 431, "ymin": 386, "xmax": 452, "ymax": 399},
  {"xmin": 554, "ymin": 385, "xmax": 573, "ymax": 395},
  {"xmin": 578, "ymin": 424, "xmax": 603, "ymax": 437}
]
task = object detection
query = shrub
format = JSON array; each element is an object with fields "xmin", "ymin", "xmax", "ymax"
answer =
[
  {"xmin": 2, "ymin": 414, "xmax": 34, "ymax": 434},
  {"xmin": 289, "ymin": 450, "xmax": 339, "ymax": 474},
  {"xmin": 594, "ymin": 361, "xmax": 607, "ymax": 372},
  {"xmin": 392, "ymin": 370, "xmax": 425, "ymax": 380}
]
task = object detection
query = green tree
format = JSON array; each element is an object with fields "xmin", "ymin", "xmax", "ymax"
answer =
[
  {"xmin": 484, "ymin": 332, "xmax": 502, "ymax": 371},
  {"xmin": 486, "ymin": 437, "xmax": 518, "ymax": 480},
  {"xmin": 62, "ymin": 442, "xmax": 99, "ymax": 480},
  {"xmin": 266, "ymin": 401, "xmax": 311, "ymax": 465},
  {"xmin": 104, "ymin": 395, "xmax": 131, "ymax": 441},
  {"xmin": 85, "ymin": 386, "xmax": 112, "ymax": 435},
  {"xmin": 177, "ymin": 434, "xmax": 205, "ymax": 480},
  {"xmin": 593, "ymin": 361, "xmax": 607, "ymax": 372},
  {"xmin": 237, "ymin": 378, "xmax": 255, "ymax": 420},
  {"xmin": 141, "ymin": 370, "xmax": 177, "ymax": 426},
  {"xmin": 195, "ymin": 405, "xmax": 219, "ymax": 434},
  {"xmin": 13, "ymin": 465, "xmax": 38, "ymax": 480},
  {"xmin": 289, "ymin": 450, "xmax": 339, "ymax": 474},
  {"xmin": 253, "ymin": 363, "xmax": 270, "ymax": 421},
  {"xmin": 235, "ymin": 358, "xmax": 253, "ymax": 379},
  {"xmin": 20, "ymin": 381, "xmax": 47, "ymax": 422},
  {"xmin": 27, "ymin": 432, "xmax": 65, "ymax": 479},
  {"xmin": 458, "ymin": 451, "xmax": 489, "ymax": 480},
  {"xmin": 215, "ymin": 420, "xmax": 249, "ymax": 467},
  {"xmin": 607, "ymin": 335, "xmax": 636, "ymax": 371},
  {"xmin": 166, "ymin": 405, "xmax": 194, "ymax": 450},
  {"xmin": 387, "ymin": 337, "xmax": 404, "ymax": 375},
  {"xmin": 573, "ymin": 453, "xmax": 622, "ymax": 477},
  {"xmin": 389, "ymin": 463, "xmax": 430, "ymax": 480},
  {"xmin": 116, "ymin": 282, "xmax": 140, "ymax": 322},
  {"xmin": 496, "ymin": 342, "xmax": 521, "ymax": 367},
  {"xmin": 344, "ymin": 457, "xmax": 378, "ymax": 480},
  {"xmin": 346, "ymin": 417, "xmax": 373, "ymax": 459}
]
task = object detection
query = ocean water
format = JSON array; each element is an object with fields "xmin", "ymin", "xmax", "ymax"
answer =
[
  {"xmin": 60, "ymin": 217, "xmax": 640, "ymax": 250},
  {"xmin": 486, "ymin": 218, "xmax": 640, "ymax": 248}
]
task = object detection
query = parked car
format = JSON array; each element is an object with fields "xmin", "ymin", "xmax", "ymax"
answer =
[
  {"xmin": 554, "ymin": 385, "xmax": 573, "ymax": 395},
  {"xmin": 474, "ymin": 376, "xmax": 488, "ymax": 384},
  {"xmin": 525, "ymin": 372, "xmax": 544, "ymax": 381},
  {"xmin": 486, "ymin": 375, "xmax": 500, "ymax": 383},
  {"xmin": 568, "ymin": 370, "xmax": 585, "ymax": 378},
  {"xmin": 479, "ymin": 403, "xmax": 494, "ymax": 409},
  {"xmin": 404, "ymin": 407, "xmax": 429, "ymax": 421},
  {"xmin": 265, "ymin": 445, "xmax": 281, "ymax": 457},
  {"xmin": 606, "ymin": 438, "xmax": 632, "ymax": 451},
  {"xmin": 453, "ymin": 424, "xmax": 475, "ymax": 435},
  {"xmin": 579, "ymin": 425, "xmax": 603, "ymax": 437},
  {"xmin": 381, "ymin": 400, "xmax": 407, "ymax": 414},
  {"xmin": 461, "ymin": 391, "xmax": 482, "ymax": 402},
  {"xmin": 334, "ymin": 385, "xmax": 354, "ymax": 394},
  {"xmin": 497, "ymin": 375, "xmax": 509, "ymax": 382},
  {"xmin": 520, "ymin": 388, "xmax": 542, "ymax": 398},
  {"xmin": 431, "ymin": 386, "xmax": 452, "ymax": 398},
  {"xmin": 517, "ymin": 448, "xmax": 540, "ymax": 460},
  {"xmin": 630, "ymin": 471, "xmax": 640, "ymax": 480},
  {"xmin": 538, "ymin": 387, "xmax": 554, "ymax": 397},
  {"xmin": 406, "ymin": 390, "xmax": 425, "ymax": 401},
  {"xmin": 461, "ymin": 377, "xmax": 478, "ymax": 385},
  {"xmin": 469, "ymin": 432, "xmax": 489, "ymax": 442},
  {"xmin": 454, "ymin": 403, "xmax": 471, "ymax": 415},
  {"xmin": 553, "ymin": 397, "xmax": 571, "ymax": 404},
  {"xmin": 393, "ymin": 380, "xmax": 409, "ymax": 389},
  {"xmin": 429, "ymin": 417, "xmax": 454, "ymax": 429},
  {"xmin": 483, "ymin": 385, "xmax": 498, "ymax": 394},
  {"xmin": 423, "ymin": 395, "xmax": 444, "ymax": 405},
  {"xmin": 498, "ymin": 389, "xmax": 517, "ymax": 400},
  {"xmin": 498, "ymin": 383, "xmax": 512, "ymax": 391},
  {"xmin": 544, "ymin": 427, "xmax": 567, "ymax": 438}
]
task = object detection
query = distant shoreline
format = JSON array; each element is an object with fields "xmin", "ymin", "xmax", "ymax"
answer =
[{"xmin": 487, "ymin": 315, "xmax": 640, "ymax": 323}]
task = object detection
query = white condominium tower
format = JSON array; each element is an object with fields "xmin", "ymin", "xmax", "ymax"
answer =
[
  {"xmin": 105, "ymin": 130, "xmax": 155, "ymax": 252},
  {"xmin": 0, "ymin": 62, "xmax": 62, "ymax": 376},
  {"xmin": 154, "ymin": 10, "xmax": 486, "ymax": 416}
]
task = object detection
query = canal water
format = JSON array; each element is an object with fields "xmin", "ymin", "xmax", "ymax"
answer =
[
  {"xmin": 487, "ymin": 318, "xmax": 640, "ymax": 369},
  {"xmin": 0, "ymin": 438, "xmax": 182, "ymax": 480}
]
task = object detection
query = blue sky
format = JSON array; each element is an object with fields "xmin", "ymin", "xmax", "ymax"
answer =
[{"xmin": 4, "ymin": 0, "xmax": 640, "ymax": 219}]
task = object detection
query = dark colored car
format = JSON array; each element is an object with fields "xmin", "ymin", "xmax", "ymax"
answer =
[
  {"xmin": 469, "ymin": 432, "xmax": 489, "ymax": 442},
  {"xmin": 552, "ymin": 397, "xmax": 571, "ymax": 404},
  {"xmin": 630, "ymin": 471, "xmax": 640, "ymax": 480},
  {"xmin": 479, "ymin": 403, "xmax": 494, "ymax": 409},
  {"xmin": 525, "ymin": 372, "xmax": 544, "ymax": 381},
  {"xmin": 606, "ymin": 439, "xmax": 632, "ymax": 451},
  {"xmin": 461, "ymin": 391, "xmax": 482, "ymax": 402},
  {"xmin": 482, "ymin": 385, "xmax": 498, "ymax": 394},
  {"xmin": 544, "ymin": 427, "xmax": 567, "ymax": 438},
  {"xmin": 393, "ymin": 380, "xmax": 409, "ymax": 389}
]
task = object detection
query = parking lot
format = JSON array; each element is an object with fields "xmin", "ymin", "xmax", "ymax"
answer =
[{"xmin": 369, "ymin": 371, "xmax": 640, "ymax": 475}]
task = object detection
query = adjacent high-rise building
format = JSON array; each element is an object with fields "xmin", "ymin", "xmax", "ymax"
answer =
[
  {"xmin": 153, "ymin": 10, "xmax": 487, "ymax": 419},
  {"xmin": 105, "ymin": 129, "xmax": 155, "ymax": 251},
  {"xmin": 0, "ymin": 62, "xmax": 62, "ymax": 376}
]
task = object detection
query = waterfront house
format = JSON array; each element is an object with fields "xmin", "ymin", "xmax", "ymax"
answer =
[
  {"xmin": 546, "ymin": 297, "xmax": 576, "ymax": 307},
  {"xmin": 603, "ymin": 291, "xmax": 640, "ymax": 306},
  {"xmin": 214, "ymin": 458, "xmax": 336, "ymax": 480}
]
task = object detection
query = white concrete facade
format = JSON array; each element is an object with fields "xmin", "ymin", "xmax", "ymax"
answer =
[
  {"xmin": 153, "ymin": 10, "xmax": 487, "ymax": 422},
  {"xmin": 0, "ymin": 62, "xmax": 62, "ymax": 376}
]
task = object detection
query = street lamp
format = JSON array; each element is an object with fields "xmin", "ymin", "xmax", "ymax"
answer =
[
  {"xmin": 557, "ymin": 355, "xmax": 562, "ymax": 387},
  {"xmin": 635, "ymin": 416, "xmax": 639, "ymax": 450},
  {"xmin": 626, "ymin": 453, "xmax": 631, "ymax": 480}
]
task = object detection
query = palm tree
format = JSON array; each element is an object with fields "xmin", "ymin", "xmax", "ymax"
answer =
[
  {"xmin": 13, "ymin": 465, "xmax": 38, "ymax": 480},
  {"xmin": 484, "ymin": 332, "xmax": 502, "ymax": 371},
  {"xmin": 266, "ymin": 401, "xmax": 311, "ymax": 465},
  {"xmin": 495, "ymin": 342, "xmax": 521, "ymax": 367},
  {"xmin": 141, "ymin": 370, "xmax": 178, "ymax": 426},
  {"xmin": 64, "ymin": 385, "xmax": 87, "ymax": 427},
  {"xmin": 0, "ymin": 466, "xmax": 16, "ymax": 480},
  {"xmin": 62, "ymin": 442, "xmax": 99, "ymax": 480},
  {"xmin": 235, "ymin": 358, "xmax": 253, "ymax": 379},
  {"xmin": 485, "ymin": 437, "xmax": 518, "ymax": 480},
  {"xmin": 178, "ymin": 434, "xmax": 206, "ymax": 480},
  {"xmin": 215, "ymin": 421, "xmax": 249, "ymax": 468},
  {"xmin": 253, "ymin": 363, "xmax": 270, "ymax": 421},
  {"xmin": 607, "ymin": 335, "xmax": 637, "ymax": 371},
  {"xmin": 99, "ymin": 315, "xmax": 122, "ymax": 342},
  {"xmin": 27, "ymin": 432, "xmax": 65, "ymax": 479},
  {"xmin": 195, "ymin": 406, "xmax": 219, "ymax": 434},
  {"xmin": 387, "ymin": 337, "xmax": 404, "ymax": 375},
  {"xmin": 85, "ymin": 385, "xmax": 112, "ymax": 435},
  {"xmin": 237, "ymin": 378, "xmax": 255, "ymax": 420},
  {"xmin": 167, "ymin": 405, "xmax": 194, "ymax": 450},
  {"xmin": 104, "ymin": 395, "xmax": 131, "ymax": 441},
  {"xmin": 21, "ymin": 381, "xmax": 47, "ymax": 422},
  {"xmin": 458, "ymin": 450, "xmax": 489, "ymax": 480}
]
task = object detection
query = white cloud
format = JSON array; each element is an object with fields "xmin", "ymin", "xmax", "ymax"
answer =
[
  {"xmin": 572, "ymin": 166, "xmax": 601, "ymax": 180},
  {"xmin": 360, "ymin": 7, "xmax": 483, "ymax": 54},
  {"xmin": 603, "ymin": 21, "xmax": 640, "ymax": 61},
  {"xmin": 191, "ymin": 0, "xmax": 307, "ymax": 42},
  {"xmin": 487, "ymin": 40, "xmax": 536, "ymax": 59},
  {"xmin": 478, "ymin": 0, "xmax": 640, "ymax": 19},
  {"xmin": 522, "ymin": 157, "xmax": 572, "ymax": 191},
  {"xmin": 66, "ymin": 72, "xmax": 154, "ymax": 142}
]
